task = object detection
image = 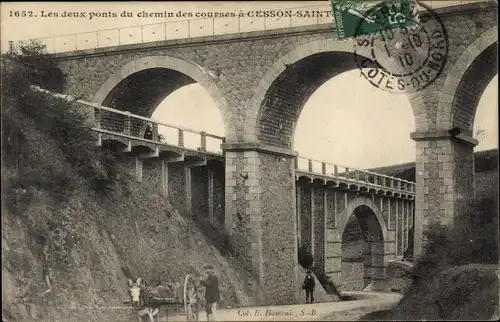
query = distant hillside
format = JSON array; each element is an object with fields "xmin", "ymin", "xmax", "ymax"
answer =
[
  {"xmin": 368, "ymin": 149, "xmax": 498, "ymax": 182},
  {"xmin": 367, "ymin": 149, "xmax": 498, "ymax": 201}
]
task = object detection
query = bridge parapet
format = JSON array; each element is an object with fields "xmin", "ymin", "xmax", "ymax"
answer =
[
  {"xmin": 9, "ymin": 0, "xmax": 478, "ymax": 54},
  {"xmin": 296, "ymin": 156, "xmax": 415, "ymax": 198},
  {"xmin": 10, "ymin": 3, "xmax": 332, "ymax": 54}
]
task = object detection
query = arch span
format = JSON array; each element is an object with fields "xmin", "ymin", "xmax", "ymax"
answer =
[
  {"xmin": 92, "ymin": 56, "xmax": 233, "ymax": 138},
  {"xmin": 437, "ymin": 25, "xmax": 498, "ymax": 133},
  {"xmin": 337, "ymin": 196, "xmax": 388, "ymax": 241},
  {"xmin": 244, "ymin": 38, "xmax": 424, "ymax": 147},
  {"xmin": 337, "ymin": 196, "xmax": 389, "ymax": 290}
]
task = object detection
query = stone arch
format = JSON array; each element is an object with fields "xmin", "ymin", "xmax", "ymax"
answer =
[
  {"xmin": 337, "ymin": 196, "xmax": 388, "ymax": 241},
  {"xmin": 437, "ymin": 25, "xmax": 498, "ymax": 134},
  {"xmin": 244, "ymin": 38, "xmax": 423, "ymax": 147},
  {"xmin": 337, "ymin": 196, "xmax": 389, "ymax": 290},
  {"xmin": 92, "ymin": 55, "xmax": 233, "ymax": 139}
]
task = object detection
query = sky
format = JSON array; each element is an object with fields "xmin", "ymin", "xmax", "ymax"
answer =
[{"xmin": 2, "ymin": 1, "xmax": 497, "ymax": 169}]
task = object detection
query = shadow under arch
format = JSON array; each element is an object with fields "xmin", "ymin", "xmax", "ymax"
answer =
[
  {"xmin": 244, "ymin": 38, "xmax": 421, "ymax": 148},
  {"xmin": 337, "ymin": 196, "xmax": 388, "ymax": 241},
  {"xmin": 437, "ymin": 25, "xmax": 498, "ymax": 133},
  {"xmin": 337, "ymin": 196, "xmax": 389, "ymax": 290},
  {"xmin": 91, "ymin": 56, "xmax": 232, "ymax": 139}
]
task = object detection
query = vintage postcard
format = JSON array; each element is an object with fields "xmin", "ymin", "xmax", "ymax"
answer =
[{"xmin": 1, "ymin": 1, "xmax": 498, "ymax": 321}]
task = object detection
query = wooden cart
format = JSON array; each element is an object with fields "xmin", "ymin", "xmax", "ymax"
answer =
[{"xmin": 125, "ymin": 274, "xmax": 200, "ymax": 322}]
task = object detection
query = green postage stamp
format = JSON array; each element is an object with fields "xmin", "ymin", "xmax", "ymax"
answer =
[{"xmin": 330, "ymin": 0, "xmax": 416, "ymax": 39}]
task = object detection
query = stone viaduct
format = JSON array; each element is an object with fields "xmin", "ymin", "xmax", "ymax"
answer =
[{"xmin": 36, "ymin": 0, "xmax": 497, "ymax": 305}]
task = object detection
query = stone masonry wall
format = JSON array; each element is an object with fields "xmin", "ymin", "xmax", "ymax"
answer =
[
  {"xmin": 118, "ymin": 155, "xmax": 225, "ymax": 228},
  {"xmin": 142, "ymin": 159, "xmax": 162, "ymax": 191},
  {"xmin": 389, "ymin": 199, "xmax": 396, "ymax": 231},
  {"xmin": 313, "ymin": 184, "xmax": 325, "ymax": 274},
  {"xmin": 259, "ymin": 153, "xmax": 297, "ymax": 305},
  {"xmin": 325, "ymin": 189, "xmax": 336, "ymax": 229},
  {"xmin": 55, "ymin": 5, "xmax": 497, "ymax": 142},
  {"xmin": 413, "ymin": 138, "xmax": 476, "ymax": 253},
  {"xmin": 212, "ymin": 162, "xmax": 225, "ymax": 227},
  {"xmin": 396, "ymin": 200, "xmax": 403, "ymax": 256},
  {"xmin": 191, "ymin": 166, "xmax": 209, "ymax": 220},
  {"xmin": 224, "ymin": 151, "xmax": 261, "ymax": 301},
  {"xmin": 417, "ymin": 7, "xmax": 497, "ymax": 132},
  {"xmin": 453, "ymin": 141, "xmax": 476, "ymax": 212},
  {"xmin": 299, "ymin": 183, "xmax": 312, "ymax": 252},
  {"xmin": 56, "ymin": 28, "xmax": 334, "ymax": 143},
  {"xmin": 167, "ymin": 162, "xmax": 187, "ymax": 209}
]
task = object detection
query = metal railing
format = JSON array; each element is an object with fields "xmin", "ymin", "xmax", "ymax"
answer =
[
  {"xmin": 296, "ymin": 156, "xmax": 415, "ymax": 194},
  {"xmin": 91, "ymin": 103, "xmax": 225, "ymax": 155},
  {"xmin": 8, "ymin": 1, "xmax": 476, "ymax": 54},
  {"xmin": 31, "ymin": 86, "xmax": 225, "ymax": 154}
]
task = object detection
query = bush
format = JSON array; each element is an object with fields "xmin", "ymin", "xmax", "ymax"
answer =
[
  {"xmin": 8, "ymin": 40, "xmax": 65, "ymax": 92},
  {"xmin": 363, "ymin": 197, "xmax": 499, "ymax": 320},
  {"xmin": 410, "ymin": 197, "xmax": 498, "ymax": 284},
  {"xmin": 447, "ymin": 197, "xmax": 498, "ymax": 264},
  {"xmin": 1, "ymin": 42, "xmax": 125, "ymax": 212}
]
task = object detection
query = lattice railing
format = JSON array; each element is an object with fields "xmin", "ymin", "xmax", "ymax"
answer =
[{"xmin": 296, "ymin": 156, "xmax": 415, "ymax": 194}]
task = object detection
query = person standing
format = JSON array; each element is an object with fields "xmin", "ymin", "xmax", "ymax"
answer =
[
  {"xmin": 200, "ymin": 265, "xmax": 220, "ymax": 321},
  {"xmin": 302, "ymin": 270, "xmax": 315, "ymax": 304}
]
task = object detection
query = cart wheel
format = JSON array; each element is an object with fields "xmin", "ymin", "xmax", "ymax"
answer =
[{"xmin": 183, "ymin": 274, "xmax": 199, "ymax": 321}]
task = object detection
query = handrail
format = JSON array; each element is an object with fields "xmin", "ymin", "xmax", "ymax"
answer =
[
  {"xmin": 30, "ymin": 86, "xmax": 225, "ymax": 153},
  {"xmin": 296, "ymin": 155, "xmax": 415, "ymax": 193},
  {"xmin": 93, "ymin": 128, "xmax": 223, "ymax": 157},
  {"xmin": 297, "ymin": 155, "xmax": 414, "ymax": 184},
  {"xmin": 77, "ymin": 100, "xmax": 225, "ymax": 140}
]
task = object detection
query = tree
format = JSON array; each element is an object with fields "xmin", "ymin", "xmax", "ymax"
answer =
[{"xmin": 7, "ymin": 40, "xmax": 65, "ymax": 92}]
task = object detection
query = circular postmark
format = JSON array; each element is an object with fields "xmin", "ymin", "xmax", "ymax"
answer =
[{"xmin": 353, "ymin": 0, "xmax": 449, "ymax": 93}]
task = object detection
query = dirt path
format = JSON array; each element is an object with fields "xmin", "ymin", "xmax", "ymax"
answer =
[{"xmin": 162, "ymin": 292, "xmax": 402, "ymax": 321}]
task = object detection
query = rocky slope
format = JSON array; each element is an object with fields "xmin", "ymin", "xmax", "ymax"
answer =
[{"xmin": 1, "ymin": 55, "xmax": 255, "ymax": 322}]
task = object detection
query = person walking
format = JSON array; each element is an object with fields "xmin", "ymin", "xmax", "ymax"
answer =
[
  {"xmin": 302, "ymin": 270, "xmax": 315, "ymax": 304},
  {"xmin": 200, "ymin": 265, "xmax": 220, "ymax": 322}
]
